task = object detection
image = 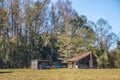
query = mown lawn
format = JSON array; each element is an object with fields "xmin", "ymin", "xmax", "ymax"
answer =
[{"xmin": 0, "ymin": 69, "xmax": 120, "ymax": 80}]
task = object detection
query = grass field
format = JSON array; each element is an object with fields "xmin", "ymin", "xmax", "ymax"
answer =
[{"xmin": 0, "ymin": 69, "xmax": 120, "ymax": 80}]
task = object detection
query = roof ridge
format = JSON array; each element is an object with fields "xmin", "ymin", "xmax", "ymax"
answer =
[{"xmin": 68, "ymin": 51, "xmax": 91, "ymax": 62}]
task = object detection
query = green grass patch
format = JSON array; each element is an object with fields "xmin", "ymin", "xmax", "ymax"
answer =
[{"xmin": 0, "ymin": 69, "xmax": 120, "ymax": 80}]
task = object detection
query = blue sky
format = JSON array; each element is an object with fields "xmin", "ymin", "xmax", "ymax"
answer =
[{"xmin": 51, "ymin": 0, "xmax": 120, "ymax": 35}]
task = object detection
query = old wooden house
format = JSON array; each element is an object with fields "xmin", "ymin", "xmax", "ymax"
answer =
[
  {"xmin": 68, "ymin": 52, "xmax": 97, "ymax": 69},
  {"xmin": 31, "ymin": 60, "xmax": 51, "ymax": 69}
]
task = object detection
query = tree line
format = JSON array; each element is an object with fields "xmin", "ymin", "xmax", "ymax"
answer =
[{"xmin": 0, "ymin": 0, "xmax": 120, "ymax": 68}]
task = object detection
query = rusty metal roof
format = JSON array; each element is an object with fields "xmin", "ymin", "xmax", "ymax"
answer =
[{"xmin": 68, "ymin": 52, "xmax": 91, "ymax": 62}]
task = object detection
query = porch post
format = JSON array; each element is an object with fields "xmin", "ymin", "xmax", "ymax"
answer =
[{"xmin": 89, "ymin": 52, "xmax": 93, "ymax": 68}]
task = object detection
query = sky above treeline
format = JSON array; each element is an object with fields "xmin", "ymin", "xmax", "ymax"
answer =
[{"xmin": 51, "ymin": 0, "xmax": 120, "ymax": 35}]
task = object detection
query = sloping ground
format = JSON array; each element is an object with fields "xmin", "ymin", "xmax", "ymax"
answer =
[{"xmin": 0, "ymin": 69, "xmax": 120, "ymax": 80}]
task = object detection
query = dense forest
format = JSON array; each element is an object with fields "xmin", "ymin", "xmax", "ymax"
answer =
[{"xmin": 0, "ymin": 0, "xmax": 120, "ymax": 68}]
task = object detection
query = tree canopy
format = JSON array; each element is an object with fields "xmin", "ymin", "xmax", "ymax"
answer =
[{"xmin": 0, "ymin": 0, "xmax": 119, "ymax": 68}]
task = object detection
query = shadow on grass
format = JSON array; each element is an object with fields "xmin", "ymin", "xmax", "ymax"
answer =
[{"xmin": 0, "ymin": 71, "xmax": 13, "ymax": 74}]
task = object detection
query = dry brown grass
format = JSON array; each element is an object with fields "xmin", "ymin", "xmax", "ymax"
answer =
[{"xmin": 0, "ymin": 69, "xmax": 120, "ymax": 80}]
